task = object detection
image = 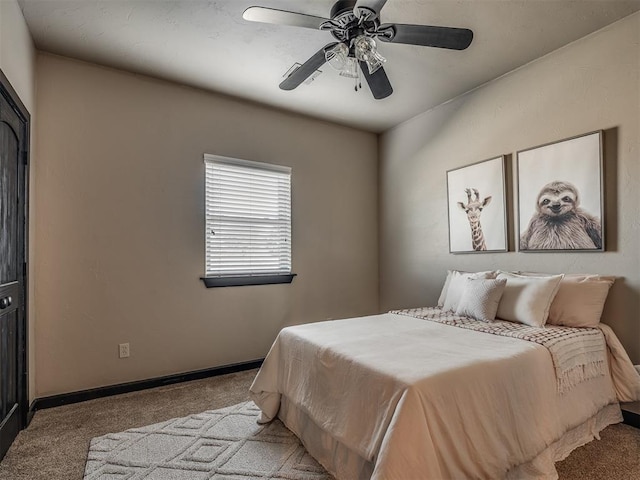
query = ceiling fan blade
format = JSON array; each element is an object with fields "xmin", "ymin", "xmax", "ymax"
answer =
[
  {"xmin": 378, "ymin": 24, "xmax": 473, "ymax": 50},
  {"xmin": 353, "ymin": 0, "xmax": 388, "ymax": 21},
  {"xmin": 359, "ymin": 62, "xmax": 393, "ymax": 100},
  {"xmin": 243, "ymin": 6, "xmax": 328, "ymax": 30},
  {"xmin": 280, "ymin": 43, "xmax": 338, "ymax": 91}
]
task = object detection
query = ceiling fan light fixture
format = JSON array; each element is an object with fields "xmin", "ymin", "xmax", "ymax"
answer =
[
  {"xmin": 326, "ymin": 43, "xmax": 359, "ymax": 79},
  {"xmin": 354, "ymin": 34, "xmax": 386, "ymax": 74},
  {"xmin": 325, "ymin": 42, "xmax": 350, "ymax": 71},
  {"xmin": 338, "ymin": 57, "xmax": 359, "ymax": 78}
]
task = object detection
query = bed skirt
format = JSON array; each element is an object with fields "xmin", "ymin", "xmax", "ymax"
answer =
[{"xmin": 279, "ymin": 397, "xmax": 622, "ymax": 480}]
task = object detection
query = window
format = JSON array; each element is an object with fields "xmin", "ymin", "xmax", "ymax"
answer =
[{"xmin": 202, "ymin": 154, "xmax": 294, "ymax": 287}]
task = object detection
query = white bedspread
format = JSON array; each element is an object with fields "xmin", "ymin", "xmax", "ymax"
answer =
[{"xmin": 250, "ymin": 313, "xmax": 637, "ymax": 479}]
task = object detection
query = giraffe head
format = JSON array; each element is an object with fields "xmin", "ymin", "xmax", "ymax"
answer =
[{"xmin": 457, "ymin": 188, "xmax": 492, "ymax": 222}]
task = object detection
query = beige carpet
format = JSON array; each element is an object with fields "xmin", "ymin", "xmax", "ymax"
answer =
[{"xmin": 0, "ymin": 368, "xmax": 638, "ymax": 479}]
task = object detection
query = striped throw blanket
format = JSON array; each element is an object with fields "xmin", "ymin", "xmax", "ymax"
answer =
[{"xmin": 392, "ymin": 307, "xmax": 607, "ymax": 394}]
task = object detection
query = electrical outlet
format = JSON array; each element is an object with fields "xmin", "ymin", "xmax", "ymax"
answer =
[{"xmin": 118, "ymin": 343, "xmax": 130, "ymax": 359}]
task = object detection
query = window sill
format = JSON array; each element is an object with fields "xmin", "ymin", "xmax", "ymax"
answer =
[{"xmin": 200, "ymin": 274, "xmax": 296, "ymax": 288}]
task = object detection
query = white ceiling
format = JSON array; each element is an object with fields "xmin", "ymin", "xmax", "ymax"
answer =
[{"xmin": 18, "ymin": 0, "xmax": 640, "ymax": 132}]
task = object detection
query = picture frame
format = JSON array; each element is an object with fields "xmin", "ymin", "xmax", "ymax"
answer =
[
  {"xmin": 517, "ymin": 131, "xmax": 604, "ymax": 252},
  {"xmin": 446, "ymin": 156, "xmax": 508, "ymax": 254}
]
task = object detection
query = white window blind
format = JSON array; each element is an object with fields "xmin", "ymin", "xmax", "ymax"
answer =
[{"xmin": 204, "ymin": 154, "xmax": 292, "ymax": 277}]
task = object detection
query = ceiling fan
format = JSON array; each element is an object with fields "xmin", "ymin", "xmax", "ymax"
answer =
[{"xmin": 243, "ymin": 0, "xmax": 473, "ymax": 99}]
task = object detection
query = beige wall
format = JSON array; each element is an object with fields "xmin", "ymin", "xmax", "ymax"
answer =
[
  {"xmin": 380, "ymin": 13, "xmax": 640, "ymax": 362},
  {"xmin": 1, "ymin": 0, "xmax": 37, "ymax": 402},
  {"xmin": 35, "ymin": 53, "xmax": 378, "ymax": 397}
]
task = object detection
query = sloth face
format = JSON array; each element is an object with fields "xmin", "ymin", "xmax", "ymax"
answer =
[{"xmin": 537, "ymin": 189, "xmax": 577, "ymax": 217}]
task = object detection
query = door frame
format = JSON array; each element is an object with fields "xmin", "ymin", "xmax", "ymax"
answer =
[{"xmin": 0, "ymin": 67, "xmax": 30, "ymax": 431}]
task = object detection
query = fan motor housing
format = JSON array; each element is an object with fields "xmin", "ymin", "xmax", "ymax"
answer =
[
  {"xmin": 328, "ymin": 0, "xmax": 378, "ymax": 43},
  {"xmin": 330, "ymin": 0, "xmax": 357, "ymax": 19}
]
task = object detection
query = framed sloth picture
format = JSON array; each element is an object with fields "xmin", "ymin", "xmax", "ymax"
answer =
[
  {"xmin": 517, "ymin": 131, "xmax": 604, "ymax": 252},
  {"xmin": 446, "ymin": 156, "xmax": 508, "ymax": 254}
]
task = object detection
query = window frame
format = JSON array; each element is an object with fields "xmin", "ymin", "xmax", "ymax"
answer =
[{"xmin": 201, "ymin": 154, "xmax": 295, "ymax": 288}]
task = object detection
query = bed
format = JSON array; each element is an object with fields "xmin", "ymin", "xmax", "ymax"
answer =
[{"xmin": 249, "ymin": 275, "xmax": 640, "ymax": 479}]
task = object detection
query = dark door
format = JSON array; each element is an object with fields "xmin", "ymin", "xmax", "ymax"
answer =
[{"xmin": 0, "ymin": 70, "xmax": 29, "ymax": 462}]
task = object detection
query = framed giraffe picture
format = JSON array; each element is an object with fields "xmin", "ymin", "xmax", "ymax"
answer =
[
  {"xmin": 446, "ymin": 156, "xmax": 508, "ymax": 254},
  {"xmin": 516, "ymin": 131, "xmax": 604, "ymax": 252}
]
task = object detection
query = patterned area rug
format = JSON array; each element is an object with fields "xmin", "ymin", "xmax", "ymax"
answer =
[{"xmin": 83, "ymin": 401, "xmax": 331, "ymax": 479}]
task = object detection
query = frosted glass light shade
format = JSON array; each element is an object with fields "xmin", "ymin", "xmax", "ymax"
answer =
[
  {"xmin": 325, "ymin": 43, "xmax": 350, "ymax": 71},
  {"xmin": 354, "ymin": 35, "xmax": 386, "ymax": 74}
]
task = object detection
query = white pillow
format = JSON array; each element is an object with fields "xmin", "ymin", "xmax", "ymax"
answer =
[
  {"xmin": 456, "ymin": 278, "xmax": 507, "ymax": 322},
  {"xmin": 442, "ymin": 270, "xmax": 497, "ymax": 312},
  {"xmin": 496, "ymin": 272, "xmax": 564, "ymax": 327},
  {"xmin": 514, "ymin": 272, "xmax": 615, "ymax": 328},
  {"xmin": 437, "ymin": 271, "xmax": 454, "ymax": 307},
  {"xmin": 548, "ymin": 276, "xmax": 615, "ymax": 327}
]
